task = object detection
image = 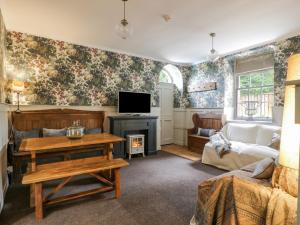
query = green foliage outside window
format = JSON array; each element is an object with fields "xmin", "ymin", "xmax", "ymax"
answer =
[
  {"xmin": 159, "ymin": 70, "xmax": 172, "ymax": 83},
  {"xmin": 236, "ymin": 68, "xmax": 274, "ymax": 119}
]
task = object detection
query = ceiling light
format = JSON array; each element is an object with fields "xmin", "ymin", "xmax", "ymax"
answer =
[
  {"xmin": 115, "ymin": 0, "xmax": 133, "ymax": 40},
  {"xmin": 208, "ymin": 33, "xmax": 219, "ymax": 62},
  {"xmin": 162, "ymin": 14, "xmax": 171, "ymax": 22}
]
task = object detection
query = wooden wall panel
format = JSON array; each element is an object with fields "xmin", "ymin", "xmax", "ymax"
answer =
[{"xmin": 12, "ymin": 109, "xmax": 105, "ymax": 131}]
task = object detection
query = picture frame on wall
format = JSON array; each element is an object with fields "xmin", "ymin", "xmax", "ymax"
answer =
[{"xmin": 187, "ymin": 82, "xmax": 217, "ymax": 93}]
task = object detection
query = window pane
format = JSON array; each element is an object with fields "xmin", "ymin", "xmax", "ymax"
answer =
[
  {"xmin": 262, "ymin": 69, "xmax": 274, "ymax": 86},
  {"xmin": 159, "ymin": 70, "xmax": 172, "ymax": 83},
  {"xmin": 261, "ymin": 87, "xmax": 274, "ymax": 118},
  {"xmin": 237, "ymin": 89, "xmax": 248, "ymax": 118},
  {"xmin": 248, "ymin": 88, "xmax": 261, "ymax": 118},
  {"xmin": 236, "ymin": 66, "xmax": 274, "ymax": 120},
  {"xmin": 239, "ymin": 75, "xmax": 249, "ymax": 88},
  {"xmin": 250, "ymin": 73, "xmax": 262, "ymax": 87}
]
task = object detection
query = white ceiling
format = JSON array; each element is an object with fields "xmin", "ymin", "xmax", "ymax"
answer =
[{"xmin": 1, "ymin": 0, "xmax": 300, "ymax": 64}]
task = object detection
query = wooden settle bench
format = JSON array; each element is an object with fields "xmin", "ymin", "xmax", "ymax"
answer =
[
  {"xmin": 22, "ymin": 156, "xmax": 129, "ymax": 222},
  {"xmin": 9, "ymin": 109, "xmax": 106, "ymax": 184},
  {"xmin": 187, "ymin": 113, "xmax": 222, "ymax": 154}
]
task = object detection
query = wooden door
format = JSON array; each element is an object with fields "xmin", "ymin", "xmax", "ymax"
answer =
[{"xmin": 159, "ymin": 83, "xmax": 174, "ymax": 145}]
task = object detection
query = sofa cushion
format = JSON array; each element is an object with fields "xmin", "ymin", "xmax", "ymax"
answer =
[
  {"xmin": 256, "ymin": 125, "xmax": 281, "ymax": 146},
  {"xmin": 268, "ymin": 133, "xmax": 281, "ymax": 150},
  {"xmin": 14, "ymin": 128, "xmax": 40, "ymax": 151},
  {"xmin": 223, "ymin": 123, "xmax": 258, "ymax": 144},
  {"xmin": 230, "ymin": 141, "xmax": 278, "ymax": 158},
  {"xmin": 202, "ymin": 141, "xmax": 279, "ymax": 171},
  {"xmin": 85, "ymin": 128, "xmax": 102, "ymax": 134},
  {"xmin": 43, "ymin": 128, "xmax": 66, "ymax": 137},
  {"xmin": 197, "ymin": 128, "xmax": 216, "ymax": 137},
  {"xmin": 251, "ymin": 158, "xmax": 275, "ymax": 179}
]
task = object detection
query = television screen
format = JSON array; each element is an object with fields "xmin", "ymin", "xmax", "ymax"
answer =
[{"xmin": 118, "ymin": 91, "xmax": 151, "ymax": 113}]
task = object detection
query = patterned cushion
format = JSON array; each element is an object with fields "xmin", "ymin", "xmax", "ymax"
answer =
[
  {"xmin": 14, "ymin": 128, "xmax": 40, "ymax": 151},
  {"xmin": 197, "ymin": 128, "xmax": 216, "ymax": 137},
  {"xmin": 268, "ymin": 133, "xmax": 281, "ymax": 150},
  {"xmin": 85, "ymin": 128, "xmax": 102, "ymax": 134},
  {"xmin": 43, "ymin": 128, "xmax": 66, "ymax": 137}
]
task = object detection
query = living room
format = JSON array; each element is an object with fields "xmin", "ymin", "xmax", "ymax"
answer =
[{"xmin": 0, "ymin": 1, "xmax": 300, "ymax": 225}]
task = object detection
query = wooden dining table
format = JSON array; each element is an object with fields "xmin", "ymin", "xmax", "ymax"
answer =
[
  {"xmin": 19, "ymin": 133, "xmax": 126, "ymax": 207},
  {"xmin": 19, "ymin": 133, "xmax": 126, "ymax": 172}
]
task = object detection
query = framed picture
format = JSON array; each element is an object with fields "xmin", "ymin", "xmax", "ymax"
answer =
[{"xmin": 188, "ymin": 82, "xmax": 216, "ymax": 93}]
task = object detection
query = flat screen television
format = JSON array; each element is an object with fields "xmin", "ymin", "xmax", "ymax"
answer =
[{"xmin": 118, "ymin": 91, "xmax": 151, "ymax": 113}]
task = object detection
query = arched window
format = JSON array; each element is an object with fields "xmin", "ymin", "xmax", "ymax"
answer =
[
  {"xmin": 159, "ymin": 69, "xmax": 173, "ymax": 83},
  {"xmin": 159, "ymin": 64, "xmax": 183, "ymax": 91}
]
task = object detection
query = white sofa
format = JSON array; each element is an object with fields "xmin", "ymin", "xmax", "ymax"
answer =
[{"xmin": 202, "ymin": 123, "xmax": 281, "ymax": 171}]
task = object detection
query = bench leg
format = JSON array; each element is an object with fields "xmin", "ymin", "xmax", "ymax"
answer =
[
  {"xmin": 30, "ymin": 184, "xmax": 35, "ymax": 208},
  {"xmin": 13, "ymin": 157, "xmax": 22, "ymax": 184},
  {"xmin": 114, "ymin": 168, "xmax": 121, "ymax": 199},
  {"xmin": 34, "ymin": 183, "xmax": 43, "ymax": 222}
]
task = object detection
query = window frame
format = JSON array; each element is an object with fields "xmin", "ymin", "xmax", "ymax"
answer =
[{"xmin": 234, "ymin": 67, "xmax": 275, "ymax": 121}]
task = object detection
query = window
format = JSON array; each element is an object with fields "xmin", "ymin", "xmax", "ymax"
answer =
[
  {"xmin": 235, "ymin": 54, "xmax": 274, "ymax": 120},
  {"xmin": 159, "ymin": 69, "xmax": 173, "ymax": 83},
  {"xmin": 159, "ymin": 65, "xmax": 183, "ymax": 91}
]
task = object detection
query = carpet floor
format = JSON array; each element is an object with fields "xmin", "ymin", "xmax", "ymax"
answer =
[{"xmin": 0, "ymin": 151, "xmax": 224, "ymax": 225}]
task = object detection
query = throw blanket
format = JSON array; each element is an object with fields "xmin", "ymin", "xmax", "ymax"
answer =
[
  {"xmin": 190, "ymin": 173, "xmax": 297, "ymax": 225},
  {"xmin": 209, "ymin": 133, "xmax": 231, "ymax": 158}
]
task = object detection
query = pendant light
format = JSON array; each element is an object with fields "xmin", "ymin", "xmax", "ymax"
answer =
[
  {"xmin": 208, "ymin": 33, "xmax": 219, "ymax": 62},
  {"xmin": 115, "ymin": 0, "xmax": 133, "ymax": 39}
]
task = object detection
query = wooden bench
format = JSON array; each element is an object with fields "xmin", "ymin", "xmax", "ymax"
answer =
[
  {"xmin": 187, "ymin": 113, "xmax": 222, "ymax": 154},
  {"xmin": 9, "ymin": 109, "xmax": 106, "ymax": 184},
  {"xmin": 22, "ymin": 156, "xmax": 129, "ymax": 222}
]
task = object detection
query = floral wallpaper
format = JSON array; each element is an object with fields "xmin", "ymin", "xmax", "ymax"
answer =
[
  {"xmin": 4, "ymin": 30, "xmax": 300, "ymax": 109},
  {"xmin": 274, "ymin": 36, "xmax": 300, "ymax": 106},
  {"xmin": 187, "ymin": 35, "xmax": 300, "ymax": 108},
  {"xmin": 0, "ymin": 10, "xmax": 6, "ymax": 103},
  {"xmin": 187, "ymin": 61, "xmax": 225, "ymax": 108},
  {"xmin": 173, "ymin": 65, "xmax": 192, "ymax": 108},
  {"xmin": 6, "ymin": 31, "xmax": 194, "ymax": 107}
]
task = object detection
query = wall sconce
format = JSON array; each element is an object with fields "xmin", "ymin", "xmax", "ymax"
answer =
[{"xmin": 12, "ymin": 80, "xmax": 24, "ymax": 113}]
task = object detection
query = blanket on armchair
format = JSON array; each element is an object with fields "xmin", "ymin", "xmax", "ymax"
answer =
[{"xmin": 190, "ymin": 173, "xmax": 297, "ymax": 225}]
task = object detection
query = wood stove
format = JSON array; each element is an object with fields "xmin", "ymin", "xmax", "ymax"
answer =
[{"xmin": 126, "ymin": 134, "xmax": 145, "ymax": 160}]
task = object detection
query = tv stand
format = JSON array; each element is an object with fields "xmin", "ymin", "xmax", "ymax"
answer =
[{"xmin": 108, "ymin": 115, "xmax": 158, "ymax": 158}]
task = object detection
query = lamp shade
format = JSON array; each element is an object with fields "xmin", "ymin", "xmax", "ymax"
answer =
[
  {"xmin": 12, "ymin": 80, "xmax": 24, "ymax": 92},
  {"xmin": 115, "ymin": 22, "xmax": 133, "ymax": 40},
  {"xmin": 286, "ymin": 53, "xmax": 300, "ymax": 82},
  {"xmin": 279, "ymin": 85, "xmax": 300, "ymax": 169},
  {"xmin": 278, "ymin": 53, "xmax": 300, "ymax": 169}
]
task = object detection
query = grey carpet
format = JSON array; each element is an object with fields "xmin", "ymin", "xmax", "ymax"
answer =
[{"xmin": 0, "ymin": 151, "xmax": 224, "ymax": 225}]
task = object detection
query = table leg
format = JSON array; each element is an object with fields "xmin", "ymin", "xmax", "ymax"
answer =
[
  {"xmin": 30, "ymin": 184, "xmax": 35, "ymax": 208},
  {"xmin": 31, "ymin": 152, "xmax": 36, "ymax": 172},
  {"xmin": 30, "ymin": 152, "xmax": 37, "ymax": 208},
  {"xmin": 107, "ymin": 143, "xmax": 113, "ymax": 160},
  {"xmin": 114, "ymin": 168, "xmax": 121, "ymax": 199},
  {"xmin": 34, "ymin": 183, "xmax": 43, "ymax": 222},
  {"xmin": 105, "ymin": 143, "xmax": 113, "ymax": 179}
]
